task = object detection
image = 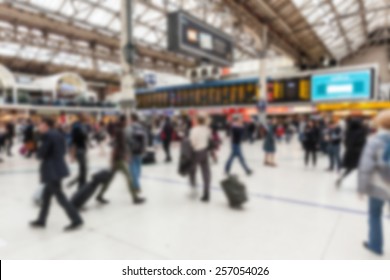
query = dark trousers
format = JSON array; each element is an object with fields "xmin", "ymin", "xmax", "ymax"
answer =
[
  {"xmin": 6, "ymin": 136, "xmax": 13, "ymax": 156},
  {"xmin": 367, "ymin": 197, "xmax": 385, "ymax": 254},
  {"xmin": 304, "ymin": 147, "xmax": 317, "ymax": 166},
  {"xmin": 189, "ymin": 150, "xmax": 211, "ymax": 198},
  {"xmin": 76, "ymin": 149, "xmax": 87, "ymax": 189},
  {"xmin": 97, "ymin": 160, "xmax": 137, "ymax": 201},
  {"xmin": 328, "ymin": 144, "xmax": 342, "ymax": 171},
  {"xmin": 163, "ymin": 140, "xmax": 171, "ymax": 161},
  {"xmin": 339, "ymin": 167, "xmax": 354, "ymax": 181},
  {"xmin": 37, "ymin": 180, "xmax": 82, "ymax": 224},
  {"xmin": 225, "ymin": 144, "xmax": 250, "ymax": 174}
]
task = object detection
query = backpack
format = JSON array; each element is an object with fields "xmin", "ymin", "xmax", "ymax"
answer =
[
  {"xmin": 130, "ymin": 126, "xmax": 146, "ymax": 155},
  {"xmin": 372, "ymin": 135, "xmax": 390, "ymax": 192}
]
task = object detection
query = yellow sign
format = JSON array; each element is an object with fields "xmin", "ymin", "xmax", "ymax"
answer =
[{"xmin": 317, "ymin": 101, "xmax": 390, "ymax": 111}]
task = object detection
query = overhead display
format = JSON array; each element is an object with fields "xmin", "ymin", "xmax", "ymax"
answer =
[
  {"xmin": 136, "ymin": 79, "xmax": 258, "ymax": 109},
  {"xmin": 168, "ymin": 11, "xmax": 234, "ymax": 66},
  {"xmin": 311, "ymin": 69, "xmax": 373, "ymax": 102},
  {"xmin": 267, "ymin": 77, "xmax": 311, "ymax": 103}
]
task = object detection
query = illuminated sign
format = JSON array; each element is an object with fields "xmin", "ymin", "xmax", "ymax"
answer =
[
  {"xmin": 168, "ymin": 11, "xmax": 234, "ymax": 66},
  {"xmin": 311, "ymin": 70, "xmax": 373, "ymax": 102},
  {"xmin": 267, "ymin": 77, "xmax": 310, "ymax": 103}
]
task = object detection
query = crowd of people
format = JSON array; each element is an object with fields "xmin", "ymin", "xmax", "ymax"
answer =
[{"xmin": 0, "ymin": 109, "xmax": 390, "ymax": 256}]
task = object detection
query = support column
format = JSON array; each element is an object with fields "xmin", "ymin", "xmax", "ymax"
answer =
[
  {"xmin": 257, "ymin": 26, "xmax": 269, "ymax": 126},
  {"xmin": 12, "ymin": 86, "xmax": 17, "ymax": 104},
  {"xmin": 120, "ymin": 0, "xmax": 136, "ymax": 115},
  {"xmin": 259, "ymin": 27, "xmax": 268, "ymax": 101}
]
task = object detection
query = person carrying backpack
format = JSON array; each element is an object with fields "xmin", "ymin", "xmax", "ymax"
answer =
[
  {"xmin": 358, "ymin": 110, "xmax": 390, "ymax": 256},
  {"xmin": 126, "ymin": 113, "xmax": 148, "ymax": 193}
]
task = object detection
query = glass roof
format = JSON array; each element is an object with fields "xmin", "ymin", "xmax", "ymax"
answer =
[
  {"xmin": 0, "ymin": 0, "xmax": 388, "ymax": 76},
  {"xmin": 291, "ymin": 0, "xmax": 390, "ymax": 60}
]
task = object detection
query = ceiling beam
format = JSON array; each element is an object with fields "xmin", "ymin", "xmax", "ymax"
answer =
[
  {"xmin": 324, "ymin": 0, "xmax": 353, "ymax": 54},
  {"xmin": 0, "ymin": 3, "xmax": 196, "ymax": 69},
  {"xmin": 222, "ymin": 0, "xmax": 301, "ymax": 61},
  {"xmin": 0, "ymin": 54, "xmax": 119, "ymax": 84},
  {"xmin": 357, "ymin": 0, "xmax": 369, "ymax": 39},
  {"xmin": 253, "ymin": 0, "xmax": 330, "ymax": 62},
  {"xmin": 0, "ymin": 3, "xmax": 118, "ymax": 49}
]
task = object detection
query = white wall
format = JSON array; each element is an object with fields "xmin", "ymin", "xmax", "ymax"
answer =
[{"xmin": 341, "ymin": 45, "xmax": 390, "ymax": 82}]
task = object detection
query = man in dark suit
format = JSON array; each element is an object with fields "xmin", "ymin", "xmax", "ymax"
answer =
[
  {"xmin": 30, "ymin": 118, "xmax": 83, "ymax": 231},
  {"xmin": 69, "ymin": 114, "xmax": 89, "ymax": 190}
]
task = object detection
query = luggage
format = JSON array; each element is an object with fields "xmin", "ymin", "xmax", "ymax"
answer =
[
  {"xmin": 220, "ymin": 175, "xmax": 248, "ymax": 208},
  {"xmin": 33, "ymin": 184, "xmax": 45, "ymax": 206},
  {"xmin": 143, "ymin": 149, "xmax": 156, "ymax": 165},
  {"xmin": 70, "ymin": 169, "xmax": 112, "ymax": 209},
  {"xmin": 178, "ymin": 139, "xmax": 194, "ymax": 176}
]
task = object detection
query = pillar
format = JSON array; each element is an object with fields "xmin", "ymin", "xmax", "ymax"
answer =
[
  {"xmin": 120, "ymin": 0, "xmax": 136, "ymax": 115},
  {"xmin": 258, "ymin": 26, "xmax": 269, "ymax": 126},
  {"xmin": 12, "ymin": 86, "xmax": 17, "ymax": 104}
]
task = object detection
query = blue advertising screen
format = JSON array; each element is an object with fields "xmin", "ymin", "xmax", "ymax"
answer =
[{"xmin": 311, "ymin": 70, "xmax": 373, "ymax": 102}]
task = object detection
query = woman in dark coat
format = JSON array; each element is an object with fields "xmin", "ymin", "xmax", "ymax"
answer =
[
  {"xmin": 263, "ymin": 119, "xmax": 277, "ymax": 167},
  {"xmin": 336, "ymin": 118, "xmax": 368, "ymax": 188},
  {"xmin": 303, "ymin": 120, "xmax": 320, "ymax": 167}
]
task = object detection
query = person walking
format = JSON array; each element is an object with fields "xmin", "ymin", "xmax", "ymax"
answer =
[
  {"xmin": 358, "ymin": 110, "xmax": 390, "ymax": 256},
  {"xmin": 225, "ymin": 115, "xmax": 253, "ymax": 176},
  {"xmin": 189, "ymin": 115, "xmax": 212, "ymax": 202},
  {"xmin": 96, "ymin": 116, "xmax": 145, "ymax": 205},
  {"xmin": 303, "ymin": 120, "xmax": 320, "ymax": 167},
  {"xmin": 327, "ymin": 120, "xmax": 342, "ymax": 172},
  {"xmin": 23, "ymin": 119, "xmax": 36, "ymax": 158},
  {"xmin": 263, "ymin": 119, "xmax": 277, "ymax": 167},
  {"xmin": 247, "ymin": 121, "xmax": 256, "ymax": 144},
  {"xmin": 5, "ymin": 120, "xmax": 15, "ymax": 156},
  {"xmin": 69, "ymin": 114, "xmax": 89, "ymax": 189},
  {"xmin": 0, "ymin": 122, "xmax": 5, "ymax": 163},
  {"xmin": 30, "ymin": 118, "xmax": 83, "ymax": 231},
  {"xmin": 126, "ymin": 113, "xmax": 148, "ymax": 193},
  {"xmin": 210, "ymin": 120, "xmax": 221, "ymax": 164},
  {"xmin": 336, "ymin": 118, "xmax": 368, "ymax": 188},
  {"xmin": 161, "ymin": 116, "xmax": 173, "ymax": 162}
]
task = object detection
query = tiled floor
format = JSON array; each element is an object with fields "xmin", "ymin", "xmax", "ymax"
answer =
[{"xmin": 0, "ymin": 138, "xmax": 388, "ymax": 260}]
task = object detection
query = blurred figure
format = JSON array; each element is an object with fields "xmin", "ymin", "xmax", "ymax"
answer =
[
  {"xmin": 94, "ymin": 121, "xmax": 107, "ymax": 156},
  {"xmin": 275, "ymin": 123, "xmax": 285, "ymax": 142},
  {"xmin": 69, "ymin": 114, "xmax": 89, "ymax": 190},
  {"xmin": 336, "ymin": 118, "xmax": 368, "ymax": 188},
  {"xmin": 96, "ymin": 116, "xmax": 145, "ymax": 205},
  {"xmin": 126, "ymin": 113, "xmax": 148, "ymax": 192},
  {"xmin": 30, "ymin": 118, "xmax": 83, "ymax": 231},
  {"xmin": 5, "ymin": 120, "xmax": 15, "ymax": 156},
  {"xmin": 358, "ymin": 110, "xmax": 390, "ymax": 256},
  {"xmin": 303, "ymin": 120, "xmax": 320, "ymax": 167},
  {"xmin": 0, "ymin": 122, "xmax": 5, "ymax": 163},
  {"xmin": 189, "ymin": 115, "xmax": 212, "ymax": 202},
  {"xmin": 298, "ymin": 116, "xmax": 308, "ymax": 149},
  {"xmin": 161, "ymin": 116, "xmax": 173, "ymax": 162},
  {"xmin": 225, "ymin": 115, "xmax": 253, "ymax": 176},
  {"xmin": 152, "ymin": 118, "xmax": 162, "ymax": 148},
  {"xmin": 326, "ymin": 120, "xmax": 342, "ymax": 172},
  {"xmin": 23, "ymin": 119, "xmax": 37, "ymax": 158},
  {"xmin": 210, "ymin": 120, "xmax": 221, "ymax": 164},
  {"xmin": 263, "ymin": 119, "xmax": 277, "ymax": 167},
  {"xmin": 285, "ymin": 120, "xmax": 295, "ymax": 144},
  {"xmin": 247, "ymin": 121, "xmax": 256, "ymax": 144}
]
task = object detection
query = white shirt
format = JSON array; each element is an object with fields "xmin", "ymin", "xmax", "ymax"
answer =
[{"xmin": 189, "ymin": 125, "xmax": 211, "ymax": 152}]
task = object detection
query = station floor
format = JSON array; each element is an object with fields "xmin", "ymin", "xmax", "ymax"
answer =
[{"xmin": 0, "ymin": 138, "xmax": 389, "ymax": 260}]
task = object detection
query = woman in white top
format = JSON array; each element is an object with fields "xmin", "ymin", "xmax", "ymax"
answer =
[{"xmin": 189, "ymin": 115, "xmax": 212, "ymax": 202}]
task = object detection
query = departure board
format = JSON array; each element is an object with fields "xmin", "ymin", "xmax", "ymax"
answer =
[
  {"xmin": 136, "ymin": 80, "xmax": 258, "ymax": 109},
  {"xmin": 268, "ymin": 77, "xmax": 311, "ymax": 103}
]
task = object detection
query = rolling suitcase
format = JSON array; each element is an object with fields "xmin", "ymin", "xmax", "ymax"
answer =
[
  {"xmin": 71, "ymin": 169, "xmax": 112, "ymax": 209},
  {"xmin": 143, "ymin": 149, "xmax": 156, "ymax": 165},
  {"xmin": 221, "ymin": 175, "xmax": 248, "ymax": 208}
]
